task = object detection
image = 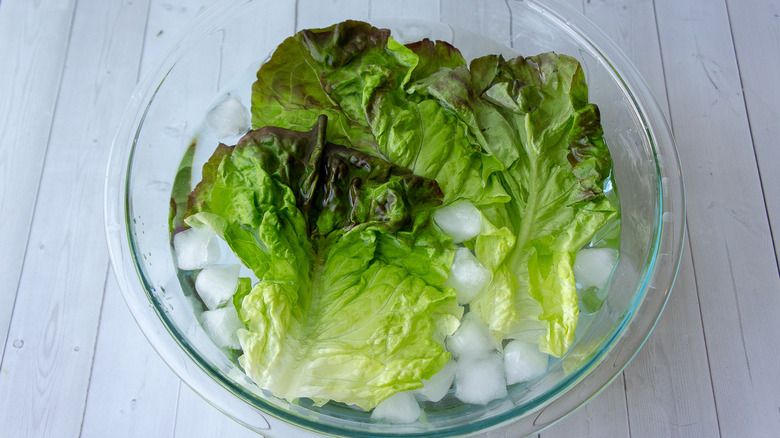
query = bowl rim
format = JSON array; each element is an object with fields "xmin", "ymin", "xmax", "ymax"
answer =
[{"xmin": 104, "ymin": 0, "xmax": 686, "ymax": 436}]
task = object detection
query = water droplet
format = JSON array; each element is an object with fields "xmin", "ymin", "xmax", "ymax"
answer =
[
  {"xmin": 12, "ymin": 339, "xmax": 23, "ymax": 348},
  {"xmin": 73, "ymin": 346, "xmax": 80, "ymax": 352}
]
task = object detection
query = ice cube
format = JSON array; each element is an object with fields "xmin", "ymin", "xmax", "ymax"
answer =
[
  {"xmin": 573, "ymin": 247, "xmax": 619, "ymax": 290},
  {"xmin": 503, "ymin": 340, "xmax": 549, "ymax": 385},
  {"xmin": 173, "ymin": 227, "xmax": 221, "ymax": 270},
  {"xmin": 195, "ymin": 264, "xmax": 241, "ymax": 310},
  {"xmin": 454, "ymin": 352, "xmax": 507, "ymax": 405},
  {"xmin": 206, "ymin": 94, "xmax": 249, "ymax": 139},
  {"xmin": 446, "ymin": 312, "xmax": 497, "ymax": 359},
  {"xmin": 444, "ymin": 248, "xmax": 491, "ymax": 304},
  {"xmin": 417, "ymin": 359, "xmax": 456, "ymax": 402},
  {"xmin": 370, "ymin": 391, "xmax": 421, "ymax": 423},
  {"xmin": 201, "ymin": 307, "xmax": 244, "ymax": 350},
  {"xmin": 433, "ymin": 200, "xmax": 482, "ymax": 243}
]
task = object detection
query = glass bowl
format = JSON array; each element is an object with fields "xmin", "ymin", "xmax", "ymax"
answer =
[{"xmin": 105, "ymin": 0, "xmax": 685, "ymax": 436}]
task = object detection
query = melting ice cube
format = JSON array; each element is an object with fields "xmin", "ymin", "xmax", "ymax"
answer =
[
  {"xmin": 433, "ymin": 200, "xmax": 482, "ymax": 243},
  {"xmin": 370, "ymin": 391, "xmax": 421, "ymax": 423},
  {"xmin": 444, "ymin": 248, "xmax": 491, "ymax": 304},
  {"xmin": 446, "ymin": 312, "xmax": 497, "ymax": 360},
  {"xmin": 200, "ymin": 307, "xmax": 244, "ymax": 350},
  {"xmin": 503, "ymin": 340, "xmax": 549, "ymax": 385},
  {"xmin": 195, "ymin": 264, "xmax": 241, "ymax": 310},
  {"xmin": 417, "ymin": 359, "xmax": 457, "ymax": 402},
  {"xmin": 454, "ymin": 352, "xmax": 507, "ymax": 405},
  {"xmin": 173, "ymin": 227, "xmax": 220, "ymax": 270},
  {"xmin": 206, "ymin": 95, "xmax": 249, "ymax": 139},
  {"xmin": 573, "ymin": 247, "xmax": 619, "ymax": 290}
]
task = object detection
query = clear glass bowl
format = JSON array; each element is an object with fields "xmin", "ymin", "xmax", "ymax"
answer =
[{"xmin": 104, "ymin": 0, "xmax": 685, "ymax": 436}]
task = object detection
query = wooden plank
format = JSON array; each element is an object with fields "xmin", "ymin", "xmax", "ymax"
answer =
[
  {"xmin": 369, "ymin": 0, "xmax": 440, "ymax": 21},
  {"xmin": 439, "ymin": 0, "xmax": 512, "ymax": 47},
  {"xmin": 575, "ymin": 1, "xmax": 719, "ymax": 437},
  {"xmin": 80, "ymin": 275, "xmax": 180, "ymax": 438},
  {"xmin": 540, "ymin": 375, "xmax": 630, "ymax": 437},
  {"xmin": 579, "ymin": 0, "xmax": 670, "ymax": 110},
  {"xmin": 726, "ymin": 0, "xmax": 780, "ymax": 265},
  {"xmin": 624, "ymin": 242, "xmax": 719, "ymax": 438},
  {"xmin": 0, "ymin": 0, "xmax": 77, "ymax": 364},
  {"xmin": 0, "ymin": 0, "xmax": 149, "ymax": 436},
  {"xmin": 296, "ymin": 0, "xmax": 369, "ymax": 30},
  {"xmin": 654, "ymin": 0, "xmax": 780, "ymax": 435},
  {"xmin": 172, "ymin": 386, "xmax": 260, "ymax": 438},
  {"xmin": 138, "ymin": 0, "xmax": 215, "ymax": 79},
  {"xmin": 80, "ymin": 1, "xmax": 218, "ymax": 436}
]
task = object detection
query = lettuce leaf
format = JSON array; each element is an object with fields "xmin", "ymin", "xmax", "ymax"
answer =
[
  {"xmin": 169, "ymin": 140, "xmax": 195, "ymax": 234},
  {"xmin": 248, "ymin": 21, "xmax": 617, "ymax": 358},
  {"xmin": 250, "ymin": 21, "xmax": 381, "ymax": 155},
  {"xmin": 252, "ymin": 21, "xmax": 509, "ymax": 206},
  {"xmin": 423, "ymin": 54, "xmax": 618, "ymax": 355},
  {"xmin": 184, "ymin": 116, "xmax": 459, "ymax": 409}
]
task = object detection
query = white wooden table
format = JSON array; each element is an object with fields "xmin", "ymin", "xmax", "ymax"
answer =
[{"xmin": 2, "ymin": 0, "xmax": 779, "ymax": 436}]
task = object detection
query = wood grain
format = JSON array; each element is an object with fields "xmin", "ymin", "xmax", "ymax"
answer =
[
  {"xmin": 0, "ymin": 0, "xmax": 77, "ymax": 365},
  {"xmin": 0, "ymin": 0, "xmax": 149, "ymax": 435},
  {"xmin": 655, "ymin": 0, "xmax": 780, "ymax": 435}
]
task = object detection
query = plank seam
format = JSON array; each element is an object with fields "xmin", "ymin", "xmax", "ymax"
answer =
[
  {"xmin": 171, "ymin": 381, "xmax": 183, "ymax": 438},
  {"xmin": 682, "ymin": 231, "xmax": 723, "ymax": 438},
  {"xmin": 723, "ymin": 0, "xmax": 780, "ymax": 276},
  {"xmin": 0, "ymin": 0, "xmax": 80, "ymax": 371},
  {"xmin": 504, "ymin": 0, "xmax": 514, "ymax": 48},
  {"xmin": 621, "ymin": 372, "xmax": 633, "ymax": 438},
  {"xmin": 724, "ymin": 242, "xmax": 753, "ymax": 383},
  {"xmin": 134, "ymin": 0, "xmax": 153, "ymax": 83},
  {"xmin": 294, "ymin": 0, "xmax": 299, "ymax": 31},
  {"xmin": 78, "ymin": 263, "xmax": 112, "ymax": 438}
]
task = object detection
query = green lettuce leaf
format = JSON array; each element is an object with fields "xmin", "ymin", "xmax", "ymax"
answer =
[
  {"xmin": 251, "ymin": 21, "xmax": 381, "ymax": 155},
  {"xmin": 426, "ymin": 54, "xmax": 618, "ymax": 356},
  {"xmin": 185, "ymin": 116, "xmax": 459, "ymax": 409},
  {"xmin": 251, "ymin": 20, "xmax": 510, "ymax": 206},
  {"xmin": 169, "ymin": 140, "xmax": 196, "ymax": 234}
]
